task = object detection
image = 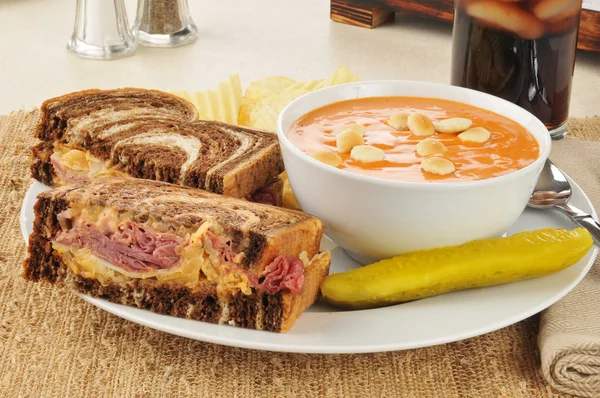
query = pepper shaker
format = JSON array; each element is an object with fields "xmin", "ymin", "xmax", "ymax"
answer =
[
  {"xmin": 68, "ymin": 0, "xmax": 137, "ymax": 60},
  {"xmin": 133, "ymin": 0, "xmax": 197, "ymax": 47}
]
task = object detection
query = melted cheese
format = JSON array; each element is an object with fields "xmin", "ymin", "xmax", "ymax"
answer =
[
  {"xmin": 52, "ymin": 220, "xmax": 253, "ymax": 294},
  {"xmin": 300, "ymin": 251, "xmax": 328, "ymax": 268},
  {"xmin": 52, "ymin": 144, "xmax": 125, "ymax": 180},
  {"xmin": 53, "ymin": 244, "xmax": 129, "ymax": 286},
  {"xmin": 220, "ymin": 272, "xmax": 252, "ymax": 296}
]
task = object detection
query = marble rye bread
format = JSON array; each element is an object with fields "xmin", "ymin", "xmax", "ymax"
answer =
[{"xmin": 31, "ymin": 88, "xmax": 284, "ymax": 200}]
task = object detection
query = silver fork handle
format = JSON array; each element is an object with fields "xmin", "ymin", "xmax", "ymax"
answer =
[{"xmin": 555, "ymin": 203, "xmax": 600, "ymax": 246}]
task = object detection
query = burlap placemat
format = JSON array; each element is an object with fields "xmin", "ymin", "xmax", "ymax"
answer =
[{"xmin": 0, "ymin": 110, "xmax": 598, "ymax": 398}]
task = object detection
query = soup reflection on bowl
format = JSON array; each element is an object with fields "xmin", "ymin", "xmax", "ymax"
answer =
[{"xmin": 277, "ymin": 81, "xmax": 551, "ymax": 264}]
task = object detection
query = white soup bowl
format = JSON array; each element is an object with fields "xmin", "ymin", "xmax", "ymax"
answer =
[{"xmin": 276, "ymin": 81, "xmax": 551, "ymax": 263}]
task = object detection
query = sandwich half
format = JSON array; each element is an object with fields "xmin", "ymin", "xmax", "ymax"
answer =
[
  {"xmin": 31, "ymin": 88, "xmax": 284, "ymax": 203},
  {"xmin": 24, "ymin": 178, "xmax": 330, "ymax": 332}
]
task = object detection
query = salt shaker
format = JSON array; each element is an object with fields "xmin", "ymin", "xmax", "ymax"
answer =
[
  {"xmin": 67, "ymin": 0, "xmax": 137, "ymax": 60},
  {"xmin": 133, "ymin": 0, "xmax": 197, "ymax": 47}
]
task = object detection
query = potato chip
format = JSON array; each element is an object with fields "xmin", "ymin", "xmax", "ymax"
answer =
[
  {"xmin": 247, "ymin": 89, "xmax": 312, "ymax": 131},
  {"xmin": 170, "ymin": 74, "xmax": 242, "ymax": 125},
  {"xmin": 241, "ymin": 67, "xmax": 360, "ymax": 132},
  {"xmin": 243, "ymin": 76, "xmax": 297, "ymax": 102},
  {"xmin": 238, "ymin": 76, "xmax": 296, "ymax": 127},
  {"xmin": 237, "ymin": 102, "xmax": 255, "ymax": 127},
  {"xmin": 248, "ymin": 104, "xmax": 281, "ymax": 131},
  {"xmin": 327, "ymin": 66, "xmax": 360, "ymax": 85},
  {"xmin": 281, "ymin": 79, "xmax": 326, "ymax": 93}
]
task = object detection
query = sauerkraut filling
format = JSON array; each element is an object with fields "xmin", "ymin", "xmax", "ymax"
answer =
[{"xmin": 51, "ymin": 206, "xmax": 312, "ymax": 295}]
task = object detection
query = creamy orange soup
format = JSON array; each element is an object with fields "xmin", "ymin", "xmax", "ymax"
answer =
[{"xmin": 288, "ymin": 97, "xmax": 540, "ymax": 182}]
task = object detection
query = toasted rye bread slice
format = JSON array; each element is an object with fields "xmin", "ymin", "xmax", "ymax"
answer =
[
  {"xmin": 23, "ymin": 180, "xmax": 330, "ymax": 332},
  {"xmin": 31, "ymin": 88, "xmax": 284, "ymax": 199}
]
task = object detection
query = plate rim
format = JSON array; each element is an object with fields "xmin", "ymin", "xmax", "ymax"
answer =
[{"xmin": 20, "ymin": 179, "xmax": 598, "ymax": 354}]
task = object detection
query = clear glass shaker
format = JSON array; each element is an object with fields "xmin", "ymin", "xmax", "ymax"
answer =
[
  {"xmin": 67, "ymin": 0, "xmax": 137, "ymax": 60},
  {"xmin": 133, "ymin": 0, "xmax": 197, "ymax": 47}
]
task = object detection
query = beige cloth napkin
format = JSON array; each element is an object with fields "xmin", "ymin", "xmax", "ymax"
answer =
[{"xmin": 539, "ymin": 138, "xmax": 600, "ymax": 397}]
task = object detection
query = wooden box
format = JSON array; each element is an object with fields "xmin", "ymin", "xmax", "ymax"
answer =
[{"xmin": 330, "ymin": 0, "xmax": 600, "ymax": 52}]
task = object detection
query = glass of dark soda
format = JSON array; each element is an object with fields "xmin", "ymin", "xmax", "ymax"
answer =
[{"xmin": 451, "ymin": 0, "xmax": 582, "ymax": 139}]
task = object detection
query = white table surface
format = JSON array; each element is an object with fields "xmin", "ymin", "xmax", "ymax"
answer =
[{"xmin": 1, "ymin": 0, "xmax": 599, "ymax": 117}]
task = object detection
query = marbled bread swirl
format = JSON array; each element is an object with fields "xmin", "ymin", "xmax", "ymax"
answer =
[
  {"xmin": 36, "ymin": 88, "xmax": 199, "ymax": 142},
  {"xmin": 32, "ymin": 88, "xmax": 198, "ymax": 186},
  {"xmin": 23, "ymin": 178, "xmax": 330, "ymax": 332},
  {"xmin": 31, "ymin": 88, "xmax": 284, "ymax": 200},
  {"xmin": 82, "ymin": 118, "xmax": 281, "ymax": 198}
]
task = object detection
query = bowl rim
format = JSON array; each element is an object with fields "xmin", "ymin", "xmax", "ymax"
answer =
[{"xmin": 276, "ymin": 80, "xmax": 552, "ymax": 190}]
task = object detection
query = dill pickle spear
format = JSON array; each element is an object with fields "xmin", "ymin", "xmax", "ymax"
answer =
[{"xmin": 321, "ymin": 228, "xmax": 593, "ymax": 310}]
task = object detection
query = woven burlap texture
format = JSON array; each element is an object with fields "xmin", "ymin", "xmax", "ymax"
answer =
[{"xmin": 0, "ymin": 110, "xmax": 598, "ymax": 398}]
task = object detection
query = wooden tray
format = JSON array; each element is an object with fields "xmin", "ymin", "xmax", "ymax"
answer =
[{"xmin": 330, "ymin": 0, "xmax": 600, "ymax": 52}]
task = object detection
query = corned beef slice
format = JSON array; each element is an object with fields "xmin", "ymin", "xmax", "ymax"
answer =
[
  {"xmin": 54, "ymin": 219, "xmax": 305, "ymax": 292},
  {"xmin": 250, "ymin": 188, "xmax": 276, "ymax": 206},
  {"xmin": 50, "ymin": 156, "xmax": 86, "ymax": 184},
  {"xmin": 205, "ymin": 231, "xmax": 304, "ymax": 293},
  {"xmin": 257, "ymin": 256, "xmax": 304, "ymax": 294},
  {"xmin": 54, "ymin": 221, "xmax": 182, "ymax": 272},
  {"xmin": 206, "ymin": 231, "xmax": 238, "ymax": 264}
]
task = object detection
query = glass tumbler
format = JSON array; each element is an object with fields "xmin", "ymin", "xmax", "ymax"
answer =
[
  {"xmin": 133, "ymin": 0, "xmax": 197, "ymax": 47},
  {"xmin": 67, "ymin": 0, "xmax": 137, "ymax": 60},
  {"xmin": 451, "ymin": 0, "xmax": 583, "ymax": 139}
]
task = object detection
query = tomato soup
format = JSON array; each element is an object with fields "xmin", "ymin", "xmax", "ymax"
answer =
[{"xmin": 288, "ymin": 97, "xmax": 540, "ymax": 182}]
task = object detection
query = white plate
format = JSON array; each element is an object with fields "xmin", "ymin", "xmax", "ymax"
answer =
[{"xmin": 21, "ymin": 180, "xmax": 598, "ymax": 354}]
